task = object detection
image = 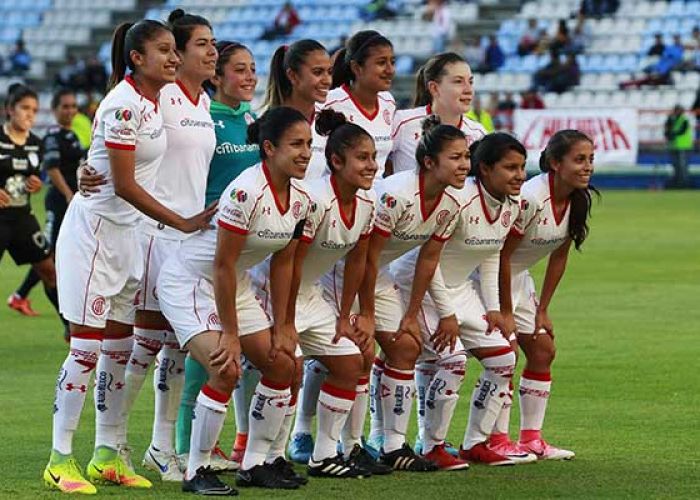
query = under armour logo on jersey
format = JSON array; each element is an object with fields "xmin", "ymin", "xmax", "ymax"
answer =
[
  {"xmin": 331, "ymin": 219, "xmax": 337, "ymax": 228},
  {"xmin": 214, "ymin": 119, "xmax": 225, "ymax": 128},
  {"xmin": 262, "ymin": 206, "xmax": 271, "ymax": 216},
  {"xmin": 469, "ymin": 215, "xmax": 480, "ymax": 224},
  {"xmin": 538, "ymin": 217, "xmax": 548, "ymax": 225},
  {"xmin": 170, "ymin": 97, "xmax": 183, "ymax": 105},
  {"xmin": 348, "ymin": 115, "xmax": 354, "ymax": 122},
  {"xmin": 414, "ymin": 132, "xmax": 420, "ymax": 140}
]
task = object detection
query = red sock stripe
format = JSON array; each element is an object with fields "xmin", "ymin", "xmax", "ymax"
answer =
[
  {"xmin": 260, "ymin": 377, "xmax": 291, "ymax": 391},
  {"xmin": 202, "ymin": 384, "xmax": 230, "ymax": 404},
  {"xmin": 71, "ymin": 331, "xmax": 103, "ymax": 341},
  {"xmin": 482, "ymin": 346, "xmax": 514, "ymax": 359},
  {"xmin": 522, "ymin": 370, "xmax": 552, "ymax": 382},
  {"xmin": 373, "ymin": 357, "xmax": 385, "ymax": 368},
  {"xmin": 289, "ymin": 394, "xmax": 298, "ymax": 407},
  {"xmin": 357, "ymin": 377, "xmax": 370, "ymax": 386},
  {"xmin": 321, "ymin": 382, "xmax": 357, "ymax": 401},
  {"xmin": 383, "ymin": 367, "xmax": 414, "ymax": 381}
]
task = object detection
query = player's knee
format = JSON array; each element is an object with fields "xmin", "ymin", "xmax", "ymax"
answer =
[
  {"xmin": 259, "ymin": 353, "xmax": 295, "ymax": 383},
  {"xmin": 528, "ymin": 344, "xmax": 555, "ymax": 369},
  {"xmin": 209, "ymin": 366, "xmax": 238, "ymax": 395},
  {"xmin": 35, "ymin": 260, "xmax": 56, "ymax": 288},
  {"xmin": 361, "ymin": 346, "xmax": 375, "ymax": 373}
]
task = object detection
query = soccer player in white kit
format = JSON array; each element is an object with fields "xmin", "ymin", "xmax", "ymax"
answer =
[
  {"xmin": 389, "ymin": 51, "xmax": 485, "ymax": 457},
  {"xmin": 354, "ymin": 117, "xmax": 469, "ymax": 470},
  {"xmin": 157, "ymin": 107, "xmax": 312, "ymax": 492},
  {"xmin": 46, "ymin": 21, "xmax": 213, "ymax": 494},
  {"xmin": 392, "ymin": 133, "xmax": 534, "ymax": 469},
  {"xmin": 488, "ymin": 129, "xmax": 597, "ymax": 461}
]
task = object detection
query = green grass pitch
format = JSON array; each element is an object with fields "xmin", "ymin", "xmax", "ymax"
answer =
[{"xmin": 1, "ymin": 190, "xmax": 699, "ymax": 498}]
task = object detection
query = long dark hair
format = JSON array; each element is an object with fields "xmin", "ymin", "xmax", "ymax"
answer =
[
  {"xmin": 167, "ymin": 9, "xmax": 212, "ymax": 51},
  {"xmin": 108, "ymin": 20, "xmax": 171, "ymax": 90},
  {"xmin": 331, "ymin": 30, "xmax": 392, "ymax": 89},
  {"xmin": 315, "ymin": 108, "xmax": 373, "ymax": 172},
  {"xmin": 247, "ymin": 106, "xmax": 308, "ymax": 160},
  {"xmin": 468, "ymin": 132, "xmax": 527, "ymax": 181},
  {"xmin": 539, "ymin": 129, "xmax": 598, "ymax": 250},
  {"xmin": 264, "ymin": 39, "xmax": 327, "ymax": 109},
  {"xmin": 415, "ymin": 115, "xmax": 465, "ymax": 171},
  {"xmin": 414, "ymin": 52, "xmax": 466, "ymax": 107},
  {"xmin": 5, "ymin": 83, "xmax": 38, "ymax": 119},
  {"xmin": 50, "ymin": 87, "xmax": 75, "ymax": 110},
  {"xmin": 204, "ymin": 40, "xmax": 252, "ymax": 95}
]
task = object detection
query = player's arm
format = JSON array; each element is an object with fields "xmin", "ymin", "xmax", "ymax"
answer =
[
  {"xmin": 46, "ymin": 168, "xmax": 74, "ymax": 202},
  {"xmin": 338, "ymin": 236, "xmax": 372, "ymax": 350},
  {"xmin": 109, "ymin": 148, "xmax": 216, "ymax": 233},
  {"xmin": 535, "ymin": 239, "xmax": 572, "ymax": 336},
  {"xmin": 288, "ymin": 237, "xmax": 310, "ymax": 327},
  {"xmin": 43, "ymin": 133, "xmax": 73, "ymax": 201},
  {"xmin": 384, "ymin": 157, "xmax": 394, "ymax": 177},
  {"xmin": 358, "ymin": 230, "xmax": 389, "ymax": 322},
  {"xmin": 497, "ymin": 231, "xmax": 521, "ymax": 334}
]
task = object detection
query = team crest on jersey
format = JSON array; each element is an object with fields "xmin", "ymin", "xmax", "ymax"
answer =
[
  {"xmin": 114, "ymin": 109, "xmax": 132, "ymax": 121},
  {"xmin": 310, "ymin": 201, "xmax": 317, "ymax": 213},
  {"xmin": 383, "ymin": 109, "xmax": 392, "ymax": 125},
  {"xmin": 230, "ymin": 188, "xmax": 248, "ymax": 203},
  {"xmin": 244, "ymin": 112, "xmax": 255, "ymax": 125},
  {"xmin": 436, "ymin": 209, "xmax": 450, "ymax": 225},
  {"xmin": 292, "ymin": 200, "xmax": 303, "ymax": 218},
  {"xmin": 92, "ymin": 296, "xmax": 106, "ymax": 316},
  {"xmin": 380, "ymin": 193, "xmax": 396, "ymax": 208},
  {"xmin": 207, "ymin": 312, "xmax": 220, "ymax": 328},
  {"xmin": 501, "ymin": 210, "xmax": 512, "ymax": 227}
]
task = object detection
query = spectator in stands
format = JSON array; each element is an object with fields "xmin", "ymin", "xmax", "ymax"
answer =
[
  {"xmin": 55, "ymin": 55, "xmax": 83, "ymax": 89},
  {"xmin": 580, "ymin": 0, "xmax": 619, "ymax": 17},
  {"xmin": 622, "ymin": 34, "xmax": 684, "ymax": 89},
  {"xmin": 425, "ymin": 0, "xmax": 454, "ymax": 53},
  {"xmin": 9, "ymin": 40, "xmax": 31, "ymax": 76},
  {"xmin": 360, "ymin": 0, "xmax": 396, "ymax": 21},
  {"xmin": 569, "ymin": 13, "xmax": 591, "ymax": 54},
  {"xmin": 84, "ymin": 55, "xmax": 107, "ymax": 93},
  {"xmin": 480, "ymin": 35, "xmax": 505, "ymax": 73},
  {"xmin": 517, "ymin": 18, "xmax": 540, "ymax": 56},
  {"xmin": 465, "ymin": 95, "xmax": 495, "ymax": 132},
  {"xmin": 521, "ymin": 88, "xmax": 545, "ymax": 109},
  {"xmin": 533, "ymin": 49, "xmax": 563, "ymax": 92},
  {"xmin": 664, "ymin": 105, "xmax": 693, "ymax": 189},
  {"xmin": 462, "ymin": 37, "xmax": 484, "ymax": 68},
  {"xmin": 261, "ymin": 2, "xmax": 301, "ymax": 40},
  {"xmin": 550, "ymin": 19, "xmax": 571, "ymax": 54},
  {"xmin": 681, "ymin": 26, "xmax": 700, "ymax": 71},
  {"xmin": 533, "ymin": 28, "xmax": 551, "ymax": 55},
  {"xmin": 495, "ymin": 91, "xmax": 517, "ymax": 131},
  {"xmin": 648, "ymin": 33, "xmax": 665, "ymax": 58}
]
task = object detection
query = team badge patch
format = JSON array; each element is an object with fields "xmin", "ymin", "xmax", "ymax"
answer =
[
  {"xmin": 230, "ymin": 188, "xmax": 248, "ymax": 203},
  {"xmin": 292, "ymin": 200, "xmax": 303, "ymax": 218},
  {"xmin": 380, "ymin": 193, "xmax": 397, "ymax": 208},
  {"xmin": 114, "ymin": 109, "xmax": 132, "ymax": 121},
  {"xmin": 501, "ymin": 210, "xmax": 512, "ymax": 227},
  {"xmin": 383, "ymin": 109, "xmax": 392, "ymax": 125},
  {"xmin": 436, "ymin": 209, "xmax": 450, "ymax": 225},
  {"xmin": 92, "ymin": 296, "xmax": 106, "ymax": 316}
]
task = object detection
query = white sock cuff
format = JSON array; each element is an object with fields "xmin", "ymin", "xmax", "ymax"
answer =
[
  {"xmin": 197, "ymin": 384, "xmax": 230, "ymax": 413},
  {"xmin": 520, "ymin": 371, "xmax": 552, "ymax": 391},
  {"xmin": 101, "ymin": 335, "xmax": 133, "ymax": 358},
  {"xmin": 133, "ymin": 326, "xmax": 165, "ymax": 341},
  {"xmin": 356, "ymin": 377, "xmax": 369, "ymax": 393}
]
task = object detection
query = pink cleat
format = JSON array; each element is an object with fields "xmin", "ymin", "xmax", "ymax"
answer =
[
  {"xmin": 518, "ymin": 438, "xmax": 575, "ymax": 461},
  {"xmin": 488, "ymin": 434, "xmax": 537, "ymax": 464}
]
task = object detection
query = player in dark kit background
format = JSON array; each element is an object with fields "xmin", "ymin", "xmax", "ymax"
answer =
[
  {"xmin": 1, "ymin": 83, "xmax": 66, "ymax": 335},
  {"xmin": 7, "ymin": 88, "xmax": 83, "ymax": 338}
]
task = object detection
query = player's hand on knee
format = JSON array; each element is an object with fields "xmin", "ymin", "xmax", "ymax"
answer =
[
  {"xmin": 24, "ymin": 175, "xmax": 42, "ymax": 193},
  {"xmin": 431, "ymin": 314, "xmax": 459, "ymax": 353},
  {"xmin": 269, "ymin": 322, "xmax": 298, "ymax": 362},
  {"xmin": 0, "ymin": 189, "xmax": 10, "ymax": 208},
  {"xmin": 534, "ymin": 308, "xmax": 554, "ymax": 339},
  {"xmin": 485, "ymin": 310, "xmax": 507, "ymax": 339},
  {"xmin": 501, "ymin": 312, "xmax": 517, "ymax": 338},
  {"xmin": 77, "ymin": 162, "xmax": 107, "ymax": 196},
  {"xmin": 210, "ymin": 333, "xmax": 242, "ymax": 381},
  {"xmin": 333, "ymin": 316, "xmax": 355, "ymax": 345}
]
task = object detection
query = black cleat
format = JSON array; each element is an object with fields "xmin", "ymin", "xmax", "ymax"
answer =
[
  {"xmin": 308, "ymin": 453, "xmax": 368, "ymax": 478},
  {"xmin": 380, "ymin": 444, "xmax": 438, "ymax": 472},
  {"xmin": 347, "ymin": 444, "xmax": 393, "ymax": 475},
  {"xmin": 236, "ymin": 464, "xmax": 299, "ymax": 489},
  {"xmin": 269, "ymin": 457, "xmax": 308, "ymax": 485},
  {"xmin": 182, "ymin": 466, "xmax": 238, "ymax": 496}
]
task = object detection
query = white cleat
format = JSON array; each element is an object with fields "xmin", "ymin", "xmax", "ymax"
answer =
[
  {"xmin": 488, "ymin": 440, "xmax": 537, "ymax": 464},
  {"xmin": 210, "ymin": 445, "xmax": 239, "ymax": 472},
  {"xmin": 142, "ymin": 445, "xmax": 184, "ymax": 481},
  {"xmin": 519, "ymin": 439, "xmax": 575, "ymax": 461}
]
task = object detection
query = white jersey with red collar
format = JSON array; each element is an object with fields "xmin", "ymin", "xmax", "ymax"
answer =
[
  {"xmin": 390, "ymin": 105, "xmax": 486, "ymax": 174},
  {"xmin": 179, "ymin": 162, "xmax": 311, "ymax": 282},
  {"xmin": 510, "ymin": 172, "xmax": 570, "ymax": 275},
  {"xmin": 307, "ymin": 85, "xmax": 396, "ymax": 179},
  {"xmin": 73, "ymin": 76, "xmax": 166, "ymax": 226},
  {"xmin": 373, "ymin": 170, "xmax": 460, "ymax": 271},
  {"xmin": 142, "ymin": 81, "xmax": 216, "ymax": 239},
  {"xmin": 298, "ymin": 175, "xmax": 375, "ymax": 290}
]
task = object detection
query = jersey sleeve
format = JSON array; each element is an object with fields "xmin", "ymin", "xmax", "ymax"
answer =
[
  {"xmin": 478, "ymin": 252, "xmax": 501, "ymax": 311},
  {"xmin": 42, "ymin": 132, "xmax": 60, "ymax": 171},
  {"xmin": 102, "ymin": 102, "xmax": 140, "ymax": 151},
  {"xmin": 511, "ymin": 194, "xmax": 540, "ymax": 236},
  {"xmin": 301, "ymin": 197, "xmax": 325, "ymax": 243},
  {"xmin": 359, "ymin": 191, "xmax": 377, "ymax": 239},
  {"xmin": 431, "ymin": 205, "xmax": 459, "ymax": 242},
  {"xmin": 217, "ymin": 183, "xmax": 256, "ymax": 235},
  {"xmin": 373, "ymin": 188, "xmax": 405, "ymax": 238}
]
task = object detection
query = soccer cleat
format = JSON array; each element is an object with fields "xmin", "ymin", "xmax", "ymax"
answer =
[
  {"xmin": 414, "ymin": 438, "xmax": 459, "ymax": 458},
  {"xmin": 347, "ymin": 444, "xmax": 393, "ymax": 475},
  {"xmin": 308, "ymin": 454, "xmax": 369, "ymax": 478},
  {"xmin": 287, "ymin": 432, "xmax": 314, "ymax": 464},
  {"xmin": 143, "ymin": 445, "xmax": 184, "ymax": 481},
  {"xmin": 182, "ymin": 466, "xmax": 238, "ymax": 496},
  {"xmin": 423, "ymin": 444, "xmax": 470, "ymax": 471},
  {"xmin": 362, "ymin": 435, "xmax": 383, "ymax": 461},
  {"xmin": 7, "ymin": 293, "xmax": 39, "ymax": 316},
  {"xmin": 379, "ymin": 444, "xmax": 438, "ymax": 472},
  {"xmin": 230, "ymin": 433, "xmax": 247, "ymax": 464},
  {"xmin": 459, "ymin": 443, "xmax": 515, "ymax": 466},
  {"xmin": 236, "ymin": 464, "xmax": 299, "ymax": 489},
  {"xmin": 211, "ymin": 444, "xmax": 239, "ymax": 472},
  {"xmin": 519, "ymin": 439, "xmax": 575, "ymax": 461},
  {"xmin": 44, "ymin": 452, "xmax": 97, "ymax": 494},
  {"xmin": 488, "ymin": 439, "xmax": 537, "ymax": 464},
  {"xmin": 269, "ymin": 457, "xmax": 308, "ymax": 485},
  {"xmin": 86, "ymin": 446, "xmax": 153, "ymax": 488}
]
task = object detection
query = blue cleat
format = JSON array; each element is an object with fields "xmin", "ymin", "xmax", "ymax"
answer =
[
  {"xmin": 362, "ymin": 436, "xmax": 383, "ymax": 461},
  {"xmin": 287, "ymin": 433, "xmax": 314, "ymax": 464}
]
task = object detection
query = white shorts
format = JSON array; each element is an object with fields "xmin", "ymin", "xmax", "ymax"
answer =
[
  {"xmin": 373, "ymin": 269, "xmax": 404, "ymax": 333},
  {"xmin": 510, "ymin": 271, "xmax": 538, "ymax": 335},
  {"xmin": 56, "ymin": 202, "xmax": 142, "ymax": 328},
  {"xmin": 138, "ymin": 233, "xmax": 181, "ymax": 312},
  {"xmin": 157, "ymin": 255, "xmax": 272, "ymax": 348},
  {"xmin": 409, "ymin": 279, "xmax": 511, "ymax": 362}
]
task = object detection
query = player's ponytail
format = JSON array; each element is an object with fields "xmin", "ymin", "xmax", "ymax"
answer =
[
  {"xmin": 247, "ymin": 106, "xmax": 307, "ymax": 160},
  {"xmin": 264, "ymin": 39, "xmax": 328, "ymax": 110},
  {"xmin": 331, "ymin": 30, "xmax": 392, "ymax": 89},
  {"xmin": 469, "ymin": 132, "xmax": 526, "ymax": 181},
  {"xmin": 539, "ymin": 129, "xmax": 599, "ymax": 250},
  {"xmin": 315, "ymin": 108, "xmax": 372, "ymax": 171},
  {"xmin": 413, "ymin": 52, "xmax": 467, "ymax": 107},
  {"xmin": 415, "ymin": 114, "xmax": 465, "ymax": 171},
  {"xmin": 108, "ymin": 20, "xmax": 171, "ymax": 91}
]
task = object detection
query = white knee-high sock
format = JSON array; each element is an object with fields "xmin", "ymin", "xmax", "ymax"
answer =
[
  {"xmin": 233, "ymin": 357, "xmax": 261, "ymax": 435},
  {"xmin": 151, "ymin": 333, "xmax": 186, "ymax": 453},
  {"xmin": 368, "ymin": 357, "xmax": 385, "ymax": 443},
  {"xmin": 518, "ymin": 370, "xmax": 552, "ymax": 442},
  {"xmin": 341, "ymin": 376, "xmax": 369, "ymax": 456},
  {"xmin": 381, "ymin": 365, "xmax": 415, "ymax": 453},
  {"xmin": 52, "ymin": 332, "xmax": 102, "ymax": 455},
  {"xmin": 424, "ymin": 355, "xmax": 466, "ymax": 453},
  {"xmin": 95, "ymin": 335, "xmax": 133, "ymax": 450},
  {"xmin": 463, "ymin": 348, "xmax": 516, "ymax": 450},
  {"xmin": 414, "ymin": 361, "xmax": 437, "ymax": 444},
  {"xmin": 265, "ymin": 393, "xmax": 297, "ymax": 463},
  {"xmin": 491, "ymin": 380, "xmax": 514, "ymax": 443},
  {"xmin": 292, "ymin": 359, "xmax": 328, "ymax": 436},
  {"xmin": 186, "ymin": 384, "xmax": 229, "ymax": 480},
  {"xmin": 241, "ymin": 379, "xmax": 291, "ymax": 471},
  {"xmin": 313, "ymin": 383, "xmax": 355, "ymax": 461},
  {"xmin": 120, "ymin": 326, "xmax": 164, "ymax": 445}
]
